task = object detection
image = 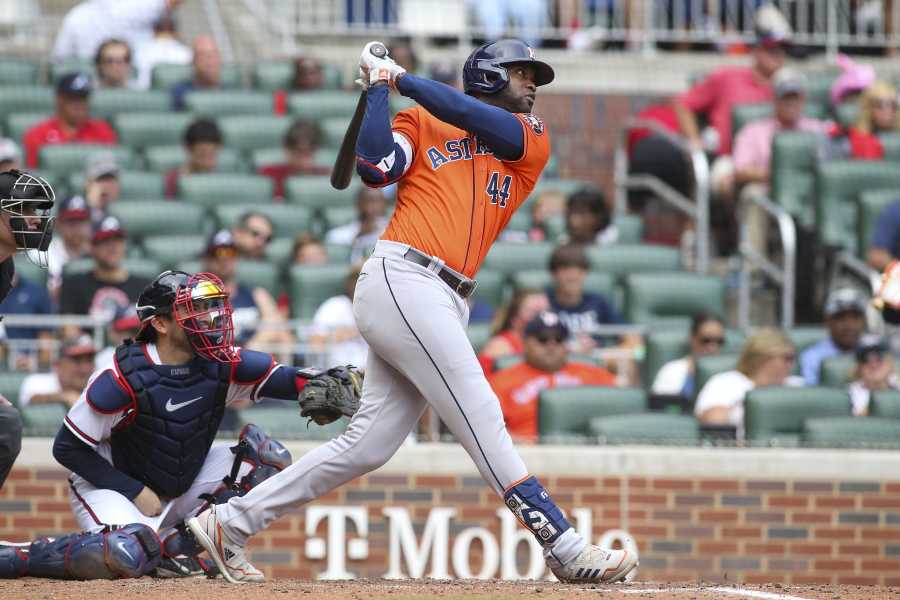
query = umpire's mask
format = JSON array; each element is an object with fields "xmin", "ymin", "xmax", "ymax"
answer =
[{"xmin": 0, "ymin": 170, "xmax": 56, "ymax": 268}]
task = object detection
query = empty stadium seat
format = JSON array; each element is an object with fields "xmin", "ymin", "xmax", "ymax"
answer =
[
  {"xmin": 483, "ymin": 242, "xmax": 556, "ymax": 278},
  {"xmin": 0, "ymin": 86, "xmax": 53, "ymax": 116},
  {"xmin": 143, "ymin": 145, "xmax": 243, "ymax": 174},
  {"xmin": 694, "ymin": 353, "xmax": 739, "ymax": 398},
  {"xmin": 113, "ymin": 112, "xmax": 193, "ymax": 149},
  {"xmin": 835, "ymin": 102, "xmax": 859, "ymax": 128},
  {"xmin": 787, "ymin": 326, "xmax": 827, "ymax": 352},
  {"xmin": 615, "ymin": 214, "xmax": 644, "ymax": 244},
  {"xmin": 770, "ymin": 131, "xmax": 819, "ymax": 226},
  {"xmin": 319, "ymin": 206, "xmax": 356, "ymax": 232},
  {"xmin": 118, "ymin": 170, "xmax": 166, "ymax": 200},
  {"xmin": 0, "ymin": 371, "xmax": 29, "ymax": 406},
  {"xmin": 63, "ymin": 256, "xmax": 162, "ymax": 280},
  {"xmin": 285, "ymin": 175, "xmax": 360, "ymax": 209},
  {"xmin": 236, "ymin": 260, "xmax": 282, "ymax": 295},
  {"xmin": 881, "ymin": 132, "xmax": 900, "ymax": 161},
  {"xmin": 252, "ymin": 61, "xmax": 343, "ymax": 91},
  {"xmin": 805, "ymin": 71, "xmax": 837, "ymax": 107},
  {"xmin": 91, "ymin": 89, "xmax": 171, "ymax": 119},
  {"xmin": 324, "ymin": 242, "xmax": 351, "ymax": 264},
  {"xmin": 585, "ymin": 244, "xmax": 681, "ymax": 279},
  {"xmin": 219, "ymin": 115, "xmax": 291, "ymax": 151},
  {"xmin": 152, "ymin": 63, "xmax": 242, "ymax": 90},
  {"xmin": 49, "ymin": 60, "xmax": 94, "ymax": 82},
  {"xmin": 744, "ymin": 386, "xmax": 850, "ymax": 445},
  {"xmin": 538, "ymin": 386, "xmax": 646, "ymax": 439},
  {"xmin": 512, "ymin": 270, "xmax": 615, "ymax": 298},
  {"xmin": 819, "ymin": 354, "xmax": 856, "ymax": 387},
  {"xmin": 39, "ymin": 144, "xmax": 136, "ymax": 176},
  {"xmin": 467, "ymin": 323, "xmax": 492, "ymax": 352},
  {"xmin": 263, "ymin": 238, "xmax": 293, "ymax": 264},
  {"xmin": 215, "ymin": 204, "xmax": 314, "ymax": 238},
  {"xmin": 250, "ymin": 146, "xmax": 283, "ymax": 169},
  {"xmin": 289, "ymin": 91, "xmax": 360, "ymax": 120},
  {"xmin": 13, "ymin": 255, "xmax": 48, "ymax": 287},
  {"xmin": 320, "ymin": 117, "xmax": 351, "ymax": 149},
  {"xmin": 589, "ymin": 413, "xmax": 700, "ymax": 445},
  {"xmin": 289, "ymin": 264, "xmax": 348, "ymax": 319},
  {"xmin": 21, "ymin": 403, "xmax": 68, "ymax": 436},
  {"xmin": 624, "ymin": 273, "xmax": 725, "ymax": 326},
  {"xmin": 240, "ymin": 404, "xmax": 349, "ymax": 439},
  {"xmin": 6, "ymin": 112, "xmax": 47, "ymax": 145},
  {"xmin": 185, "ymin": 91, "xmax": 273, "ymax": 117},
  {"xmin": 871, "ymin": 390, "xmax": 900, "ymax": 418},
  {"xmin": 177, "ymin": 174, "xmax": 272, "ymax": 208},
  {"xmin": 858, "ymin": 189, "xmax": 899, "ymax": 257},
  {"xmin": 109, "ymin": 201, "xmax": 206, "ymax": 238},
  {"xmin": 142, "ymin": 235, "xmax": 206, "ymax": 265},
  {"xmin": 802, "ymin": 416, "xmax": 900, "ymax": 448},
  {"xmin": 0, "ymin": 58, "xmax": 39, "ymax": 85},
  {"xmin": 471, "ymin": 268, "xmax": 505, "ymax": 310}
]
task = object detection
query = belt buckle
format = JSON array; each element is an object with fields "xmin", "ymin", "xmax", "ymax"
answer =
[{"xmin": 456, "ymin": 279, "xmax": 477, "ymax": 299}]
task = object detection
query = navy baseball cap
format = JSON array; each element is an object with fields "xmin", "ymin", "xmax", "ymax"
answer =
[
  {"xmin": 56, "ymin": 72, "xmax": 94, "ymax": 97},
  {"xmin": 92, "ymin": 214, "xmax": 126, "ymax": 243},
  {"xmin": 524, "ymin": 311, "xmax": 569, "ymax": 339},
  {"xmin": 205, "ymin": 228, "xmax": 237, "ymax": 258},
  {"xmin": 856, "ymin": 334, "xmax": 888, "ymax": 362},
  {"xmin": 58, "ymin": 195, "xmax": 90, "ymax": 222}
]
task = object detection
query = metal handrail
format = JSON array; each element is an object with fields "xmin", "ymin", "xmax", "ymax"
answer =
[
  {"xmin": 737, "ymin": 191, "xmax": 797, "ymax": 330},
  {"xmin": 829, "ymin": 250, "xmax": 882, "ymax": 296},
  {"xmin": 613, "ymin": 117, "xmax": 710, "ymax": 274}
]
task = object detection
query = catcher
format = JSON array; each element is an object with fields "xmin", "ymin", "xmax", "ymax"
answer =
[{"xmin": 0, "ymin": 270, "xmax": 361, "ymax": 580}]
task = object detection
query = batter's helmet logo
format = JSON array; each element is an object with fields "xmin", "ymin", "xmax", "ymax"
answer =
[{"xmin": 523, "ymin": 113, "xmax": 545, "ymax": 135}]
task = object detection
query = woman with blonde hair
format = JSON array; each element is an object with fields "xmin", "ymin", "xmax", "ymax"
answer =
[
  {"xmin": 694, "ymin": 328, "xmax": 798, "ymax": 438},
  {"xmin": 825, "ymin": 80, "xmax": 899, "ymax": 160}
]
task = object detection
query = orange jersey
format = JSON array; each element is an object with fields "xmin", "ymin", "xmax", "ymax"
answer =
[
  {"xmin": 488, "ymin": 361, "xmax": 616, "ymax": 442},
  {"xmin": 382, "ymin": 106, "xmax": 550, "ymax": 278}
]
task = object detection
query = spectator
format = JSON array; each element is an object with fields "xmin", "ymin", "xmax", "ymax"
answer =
[
  {"xmin": 824, "ymin": 81, "xmax": 899, "ymax": 161},
  {"xmin": 170, "ymin": 35, "xmax": 222, "ymax": 110},
  {"xmin": 52, "ymin": 0, "xmax": 180, "ymax": 62},
  {"xmin": 0, "ymin": 139, "xmax": 22, "ymax": 171},
  {"xmin": 429, "ymin": 60, "xmax": 459, "ymax": 89},
  {"xmin": 201, "ymin": 229, "xmax": 293, "ymax": 353},
  {"xmin": 652, "ymin": 313, "xmax": 726, "ymax": 398},
  {"xmin": 469, "ymin": 0, "xmax": 548, "ymax": 48},
  {"xmin": 488, "ymin": 311, "xmax": 616, "ymax": 442},
  {"xmin": 58, "ymin": 215, "xmax": 150, "ymax": 321},
  {"xmin": 325, "ymin": 188, "xmax": 389, "ymax": 263},
  {"xmin": 868, "ymin": 196, "xmax": 900, "ymax": 270},
  {"xmin": 134, "ymin": 14, "xmax": 192, "ymax": 90},
  {"xmin": 478, "ymin": 288, "xmax": 550, "ymax": 372},
  {"xmin": 94, "ymin": 38, "xmax": 133, "ymax": 88},
  {"xmin": 387, "ymin": 39, "xmax": 420, "ymax": 74},
  {"xmin": 258, "ymin": 121, "xmax": 329, "ymax": 199},
  {"xmin": 559, "ymin": 187, "xmax": 617, "ymax": 246},
  {"xmin": 46, "ymin": 195, "xmax": 92, "ymax": 300},
  {"xmin": 94, "ymin": 305, "xmax": 141, "ymax": 367},
  {"xmin": 848, "ymin": 334, "xmax": 899, "ymax": 416},
  {"xmin": 0, "ymin": 270, "xmax": 54, "ymax": 371},
  {"xmin": 23, "ymin": 73, "xmax": 117, "ymax": 168},
  {"xmin": 695, "ymin": 328, "xmax": 798, "ymax": 439},
  {"xmin": 309, "ymin": 263, "xmax": 368, "ymax": 368},
  {"xmin": 233, "ymin": 211, "xmax": 274, "ymax": 260},
  {"xmin": 800, "ymin": 288, "xmax": 868, "ymax": 385},
  {"xmin": 18, "ymin": 334, "xmax": 97, "ymax": 408},
  {"xmin": 830, "ymin": 54, "xmax": 876, "ymax": 110},
  {"xmin": 82, "ymin": 151, "xmax": 122, "ymax": 214},
  {"xmin": 292, "ymin": 233, "xmax": 329, "ymax": 265},
  {"xmin": 292, "ymin": 57, "xmax": 325, "ymax": 91},
  {"xmin": 164, "ymin": 118, "xmax": 221, "ymax": 198}
]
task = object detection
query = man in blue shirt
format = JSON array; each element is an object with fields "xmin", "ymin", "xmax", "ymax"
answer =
[
  {"xmin": 0, "ymin": 269, "xmax": 54, "ymax": 369},
  {"xmin": 868, "ymin": 200, "xmax": 900, "ymax": 271},
  {"xmin": 800, "ymin": 287, "xmax": 867, "ymax": 385}
]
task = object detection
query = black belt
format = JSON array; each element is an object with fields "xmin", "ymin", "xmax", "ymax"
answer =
[{"xmin": 402, "ymin": 248, "xmax": 478, "ymax": 299}]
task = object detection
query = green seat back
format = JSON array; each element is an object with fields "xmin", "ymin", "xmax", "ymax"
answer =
[
  {"xmin": 13, "ymin": 254, "xmax": 48, "ymax": 287},
  {"xmin": 289, "ymin": 91, "xmax": 360, "ymax": 120},
  {"xmin": 319, "ymin": 206, "xmax": 356, "ymax": 233},
  {"xmin": 589, "ymin": 413, "xmax": 700, "ymax": 445},
  {"xmin": 151, "ymin": 63, "xmax": 242, "ymax": 89},
  {"xmin": 880, "ymin": 132, "xmax": 900, "ymax": 161},
  {"xmin": 219, "ymin": 115, "xmax": 291, "ymax": 151},
  {"xmin": 177, "ymin": 174, "xmax": 272, "ymax": 207},
  {"xmin": 770, "ymin": 131, "xmax": 820, "ymax": 225},
  {"xmin": 787, "ymin": 326, "xmax": 828, "ymax": 352},
  {"xmin": 642, "ymin": 328, "xmax": 688, "ymax": 390},
  {"xmin": 805, "ymin": 72, "xmax": 836, "ymax": 107},
  {"xmin": 63, "ymin": 256, "xmax": 161, "ymax": 279},
  {"xmin": 744, "ymin": 386, "xmax": 850, "ymax": 444},
  {"xmin": 323, "ymin": 242, "xmax": 351, "ymax": 264},
  {"xmin": 615, "ymin": 214, "xmax": 644, "ymax": 244},
  {"xmin": 467, "ymin": 323, "xmax": 492, "ymax": 352},
  {"xmin": 835, "ymin": 102, "xmax": 859, "ymax": 128},
  {"xmin": 185, "ymin": 91, "xmax": 272, "ymax": 117},
  {"xmin": 142, "ymin": 235, "xmax": 205, "ymax": 265},
  {"xmin": 585, "ymin": 244, "xmax": 681, "ymax": 279},
  {"xmin": 0, "ymin": 86, "xmax": 53, "ymax": 115},
  {"xmin": 118, "ymin": 170, "xmax": 165, "ymax": 200},
  {"xmin": 0, "ymin": 372, "xmax": 30, "ymax": 407},
  {"xmin": 538, "ymin": 386, "xmax": 646, "ymax": 439},
  {"xmin": 0, "ymin": 58, "xmax": 39, "ymax": 85},
  {"xmin": 624, "ymin": 273, "xmax": 725, "ymax": 326},
  {"xmin": 872, "ymin": 390, "xmax": 900, "ymax": 418},
  {"xmin": 320, "ymin": 117, "xmax": 351, "ymax": 149},
  {"xmin": 250, "ymin": 146, "xmax": 283, "ymax": 169},
  {"xmin": 240, "ymin": 404, "xmax": 349, "ymax": 440},
  {"xmin": 39, "ymin": 144, "xmax": 136, "ymax": 177},
  {"xmin": 483, "ymin": 242, "xmax": 556, "ymax": 278},
  {"xmin": 215, "ymin": 203, "xmax": 314, "ymax": 238},
  {"xmin": 21, "ymin": 403, "xmax": 68, "ymax": 436},
  {"xmin": 113, "ymin": 112, "xmax": 193, "ymax": 149},
  {"xmin": 732, "ymin": 102, "xmax": 825, "ymax": 145},
  {"xmin": 494, "ymin": 355, "xmax": 524, "ymax": 371},
  {"xmin": 49, "ymin": 61, "xmax": 94, "ymax": 82},
  {"xmin": 252, "ymin": 61, "xmax": 293, "ymax": 90},
  {"xmin": 289, "ymin": 264, "xmax": 348, "ymax": 319},
  {"xmin": 6, "ymin": 112, "xmax": 47, "ymax": 145},
  {"xmin": 694, "ymin": 353, "xmax": 740, "ymax": 398},
  {"xmin": 471, "ymin": 268, "xmax": 506, "ymax": 310},
  {"xmin": 236, "ymin": 260, "xmax": 281, "ymax": 295},
  {"xmin": 143, "ymin": 145, "xmax": 243, "ymax": 174},
  {"xmin": 803, "ymin": 416, "xmax": 900, "ymax": 448},
  {"xmin": 285, "ymin": 175, "xmax": 361, "ymax": 209},
  {"xmin": 511, "ymin": 270, "xmax": 614, "ymax": 300},
  {"xmin": 91, "ymin": 89, "xmax": 170, "ymax": 119},
  {"xmin": 816, "ymin": 161, "xmax": 900, "ymax": 250},
  {"xmin": 858, "ymin": 189, "xmax": 899, "ymax": 257},
  {"xmin": 109, "ymin": 201, "xmax": 206, "ymax": 239},
  {"xmin": 819, "ymin": 354, "xmax": 856, "ymax": 387}
]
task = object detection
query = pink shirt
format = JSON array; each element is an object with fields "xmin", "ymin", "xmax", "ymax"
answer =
[
  {"xmin": 677, "ymin": 66, "xmax": 773, "ymax": 155},
  {"xmin": 732, "ymin": 117, "xmax": 832, "ymax": 175}
]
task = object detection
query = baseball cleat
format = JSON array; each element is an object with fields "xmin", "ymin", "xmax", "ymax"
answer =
[
  {"xmin": 153, "ymin": 555, "xmax": 219, "ymax": 578},
  {"xmin": 549, "ymin": 543, "xmax": 638, "ymax": 583},
  {"xmin": 186, "ymin": 506, "xmax": 263, "ymax": 584}
]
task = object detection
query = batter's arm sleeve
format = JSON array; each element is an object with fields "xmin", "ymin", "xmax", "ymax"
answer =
[
  {"xmin": 356, "ymin": 84, "xmax": 412, "ymax": 186},
  {"xmin": 52, "ymin": 426, "xmax": 145, "ymax": 500}
]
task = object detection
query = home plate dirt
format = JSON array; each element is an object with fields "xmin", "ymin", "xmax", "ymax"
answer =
[{"xmin": 3, "ymin": 579, "xmax": 898, "ymax": 600}]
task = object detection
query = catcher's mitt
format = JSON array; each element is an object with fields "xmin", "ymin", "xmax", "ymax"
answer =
[{"xmin": 298, "ymin": 366, "xmax": 364, "ymax": 425}]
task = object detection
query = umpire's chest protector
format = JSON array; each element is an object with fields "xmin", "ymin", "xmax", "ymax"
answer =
[{"xmin": 110, "ymin": 341, "xmax": 229, "ymax": 498}]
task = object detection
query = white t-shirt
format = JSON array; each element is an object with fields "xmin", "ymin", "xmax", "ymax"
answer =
[
  {"xmin": 310, "ymin": 295, "xmax": 368, "ymax": 368},
  {"xmin": 848, "ymin": 375, "xmax": 900, "ymax": 416},
  {"xmin": 134, "ymin": 37, "xmax": 192, "ymax": 89},
  {"xmin": 52, "ymin": 0, "xmax": 167, "ymax": 62},
  {"xmin": 694, "ymin": 370, "xmax": 755, "ymax": 438},
  {"xmin": 652, "ymin": 357, "xmax": 691, "ymax": 395},
  {"xmin": 46, "ymin": 238, "xmax": 73, "ymax": 292},
  {"xmin": 19, "ymin": 372, "xmax": 62, "ymax": 407}
]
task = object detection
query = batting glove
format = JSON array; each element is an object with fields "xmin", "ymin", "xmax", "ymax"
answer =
[{"xmin": 360, "ymin": 41, "xmax": 406, "ymax": 88}]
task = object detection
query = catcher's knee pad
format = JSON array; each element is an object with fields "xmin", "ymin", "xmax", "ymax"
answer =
[{"xmin": 503, "ymin": 476, "xmax": 571, "ymax": 546}]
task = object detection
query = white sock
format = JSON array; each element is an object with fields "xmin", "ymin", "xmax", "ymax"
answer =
[{"xmin": 543, "ymin": 527, "xmax": 586, "ymax": 569}]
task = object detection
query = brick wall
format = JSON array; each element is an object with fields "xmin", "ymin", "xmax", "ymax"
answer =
[{"xmin": 3, "ymin": 465, "xmax": 899, "ymax": 585}]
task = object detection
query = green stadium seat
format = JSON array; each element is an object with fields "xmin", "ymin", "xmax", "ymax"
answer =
[
  {"xmin": 39, "ymin": 144, "xmax": 136, "ymax": 177},
  {"xmin": 214, "ymin": 203, "xmax": 313, "ymax": 238},
  {"xmin": 151, "ymin": 63, "xmax": 243, "ymax": 90},
  {"xmin": 6, "ymin": 112, "xmax": 47, "ymax": 145},
  {"xmin": 819, "ymin": 354, "xmax": 856, "ymax": 387},
  {"xmin": 802, "ymin": 416, "xmax": 900, "ymax": 449},
  {"xmin": 871, "ymin": 390, "xmax": 900, "ymax": 418},
  {"xmin": 219, "ymin": 115, "xmax": 291, "ymax": 151},
  {"xmin": 624, "ymin": 273, "xmax": 725, "ymax": 326},
  {"xmin": 770, "ymin": 131, "xmax": 820, "ymax": 226},
  {"xmin": 732, "ymin": 102, "xmax": 825, "ymax": 145},
  {"xmin": 289, "ymin": 91, "xmax": 360, "ymax": 120},
  {"xmin": 694, "ymin": 353, "xmax": 739, "ymax": 398},
  {"xmin": 91, "ymin": 89, "xmax": 170, "ymax": 119},
  {"xmin": 589, "ymin": 413, "xmax": 700, "ymax": 445},
  {"xmin": 109, "ymin": 201, "xmax": 206, "ymax": 239},
  {"xmin": 511, "ymin": 269, "xmax": 615, "ymax": 298},
  {"xmin": 538, "ymin": 386, "xmax": 646, "ymax": 440},
  {"xmin": 62, "ymin": 256, "xmax": 162, "ymax": 280},
  {"xmin": 250, "ymin": 146, "xmax": 283, "ymax": 170},
  {"xmin": 320, "ymin": 117, "xmax": 351, "ymax": 149},
  {"xmin": 236, "ymin": 260, "xmax": 281, "ymax": 295},
  {"xmin": 467, "ymin": 323, "xmax": 492, "ymax": 352},
  {"xmin": 390, "ymin": 95, "xmax": 417, "ymax": 115},
  {"xmin": 531, "ymin": 178, "xmax": 594, "ymax": 199},
  {"xmin": 177, "ymin": 174, "xmax": 272, "ymax": 208},
  {"xmin": 285, "ymin": 175, "xmax": 360, "ymax": 209},
  {"xmin": 0, "ymin": 87, "xmax": 54, "ymax": 117},
  {"xmin": 744, "ymin": 386, "xmax": 850, "ymax": 445},
  {"xmin": 805, "ymin": 72, "xmax": 836, "ymax": 107},
  {"xmin": 185, "ymin": 91, "xmax": 272, "ymax": 117},
  {"xmin": 289, "ymin": 264, "xmax": 348, "ymax": 319},
  {"xmin": 834, "ymin": 102, "xmax": 859, "ymax": 128},
  {"xmin": 494, "ymin": 355, "xmax": 524, "ymax": 371},
  {"xmin": 252, "ymin": 61, "xmax": 292, "ymax": 90},
  {"xmin": 319, "ymin": 206, "xmax": 356, "ymax": 232},
  {"xmin": 815, "ymin": 161, "xmax": 900, "ymax": 251},
  {"xmin": 49, "ymin": 61, "xmax": 94, "ymax": 82},
  {"xmin": 113, "ymin": 112, "xmax": 193, "ymax": 149},
  {"xmin": 858, "ymin": 189, "xmax": 899, "ymax": 257},
  {"xmin": 483, "ymin": 241, "xmax": 555, "ymax": 278},
  {"xmin": 504, "ymin": 210, "xmax": 532, "ymax": 235},
  {"xmin": 0, "ymin": 58, "xmax": 39, "ymax": 85},
  {"xmin": 585, "ymin": 244, "xmax": 681, "ymax": 279},
  {"xmin": 241, "ymin": 404, "xmax": 349, "ymax": 439},
  {"xmin": 787, "ymin": 326, "xmax": 827, "ymax": 352},
  {"xmin": 615, "ymin": 214, "xmax": 644, "ymax": 244},
  {"xmin": 21, "ymin": 403, "xmax": 68, "ymax": 436},
  {"xmin": 264, "ymin": 237, "xmax": 294, "ymax": 264},
  {"xmin": 881, "ymin": 132, "xmax": 900, "ymax": 161},
  {"xmin": 118, "ymin": 170, "xmax": 166, "ymax": 200},
  {"xmin": 641, "ymin": 328, "xmax": 688, "ymax": 389},
  {"xmin": 143, "ymin": 145, "xmax": 243, "ymax": 174},
  {"xmin": 471, "ymin": 268, "xmax": 505, "ymax": 310},
  {"xmin": 0, "ymin": 371, "xmax": 29, "ymax": 407},
  {"xmin": 142, "ymin": 235, "xmax": 205, "ymax": 265}
]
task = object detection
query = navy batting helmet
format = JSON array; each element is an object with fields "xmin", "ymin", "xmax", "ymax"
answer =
[{"xmin": 463, "ymin": 39, "xmax": 554, "ymax": 95}]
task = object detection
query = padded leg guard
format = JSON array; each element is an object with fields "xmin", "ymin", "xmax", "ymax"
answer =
[{"xmin": 504, "ymin": 476, "xmax": 571, "ymax": 546}]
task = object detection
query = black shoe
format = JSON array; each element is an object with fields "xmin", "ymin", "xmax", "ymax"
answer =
[{"xmin": 153, "ymin": 555, "xmax": 220, "ymax": 579}]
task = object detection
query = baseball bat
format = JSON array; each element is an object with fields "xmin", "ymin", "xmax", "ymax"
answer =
[{"xmin": 330, "ymin": 42, "xmax": 388, "ymax": 190}]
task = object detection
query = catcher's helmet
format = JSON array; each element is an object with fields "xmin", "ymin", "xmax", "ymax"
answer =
[
  {"xmin": 463, "ymin": 39, "xmax": 554, "ymax": 95},
  {"xmin": 0, "ymin": 169, "xmax": 55, "ymax": 267}
]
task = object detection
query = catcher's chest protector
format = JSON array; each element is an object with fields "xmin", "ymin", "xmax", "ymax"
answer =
[{"xmin": 110, "ymin": 341, "xmax": 229, "ymax": 498}]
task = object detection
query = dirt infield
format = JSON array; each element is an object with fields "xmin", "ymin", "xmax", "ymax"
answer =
[{"xmin": 3, "ymin": 578, "xmax": 898, "ymax": 600}]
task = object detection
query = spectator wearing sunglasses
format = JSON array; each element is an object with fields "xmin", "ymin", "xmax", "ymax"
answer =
[
  {"xmin": 488, "ymin": 311, "xmax": 616, "ymax": 443},
  {"xmin": 799, "ymin": 288, "xmax": 867, "ymax": 385},
  {"xmin": 652, "ymin": 313, "xmax": 726, "ymax": 398},
  {"xmin": 233, "ymin": 210, "xmax": 274, "ymax": 260}
]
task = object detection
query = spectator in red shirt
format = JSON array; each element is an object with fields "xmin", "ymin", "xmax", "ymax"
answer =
[
  {"xmin": 164, "ymin": 118, "xmax": 221, "ymax": 198},
  {"xmin": 23, "ymin": 73, "xmax": 117, "ymax": 168},
  {"xmin": 823, "ymin": 81, "xmax": 899, "ymax": 161},
  {"xmin": 488, "ymin": 311, "xmax": 616, "ymax": 442},
  {"xmin": 478, "ymin": 288, "xmax": 550, "ymax": 373},
  {"xmin": 258, "ymin": 120, "xmax": 329, "ymax": 199}
]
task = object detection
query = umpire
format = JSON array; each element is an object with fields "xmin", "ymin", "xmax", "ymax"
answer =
[{"xmin": 0, "ymin": 169, "xmax": 56, "ymax": 488}]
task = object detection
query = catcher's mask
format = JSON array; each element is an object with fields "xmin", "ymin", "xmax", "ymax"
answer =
[
  {"xmin": 173, "ymin": 272, "xmax": 239, "ymax": 364},
  {"xmin": 0, "ymin": 170, "xmax": 55, "ymax": 267}
]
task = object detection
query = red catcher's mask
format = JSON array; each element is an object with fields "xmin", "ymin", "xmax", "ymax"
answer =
[{"xmin": 173, "ymin": 272, "xmax": 239, "ymax": 363}]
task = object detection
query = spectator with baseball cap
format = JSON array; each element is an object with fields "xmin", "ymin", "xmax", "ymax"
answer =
[
  {"xmin": 848, "ymin": 334, "xmax": 899, "ymax": 416},
  {"xmin": 170, "ymin": 34, "xmax": 223, "ymax": 110},
  {"xmin": 258, "ymin": 120, "xmax": 329, "ymax": 199},
  {"xmin": 488, "ymin": 311, "xmax": 616, "ymax": 442},
  {"xmin": 81, "ymin": 152, "xmax": 122, "ymax": 214},
  {"xmin": 18, "ymin": 333, "xmax": 97, "ymax": 408},
  {"xmin": 0, "ymin": 138, "xmax": 22, "ymax": 171},
  {"xmin": 22, "ymin": 73, "xmax": 117, "ymax": 168},
  {"xmin": 58, "ymin": 215, "xmax": 150, "ymax": 322},
  {"xmin": 46, "ymin": 195, "xmax": 92, "ymax": 300},
  {"xmin": 164, "ymin": 118, "xmax": 222, "ymax": 198},
  {"xmin": 94, "ymin": 304, "xmax": 142, "ymax": 367},
  {"xmin": 799, "ymin": 287, "xmax": 869, "ymax": 385}
]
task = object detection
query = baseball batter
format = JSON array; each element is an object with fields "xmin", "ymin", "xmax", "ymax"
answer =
[{"xmin": 189, "ymin": 39, "xmax": 637, "ymax": 584}]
